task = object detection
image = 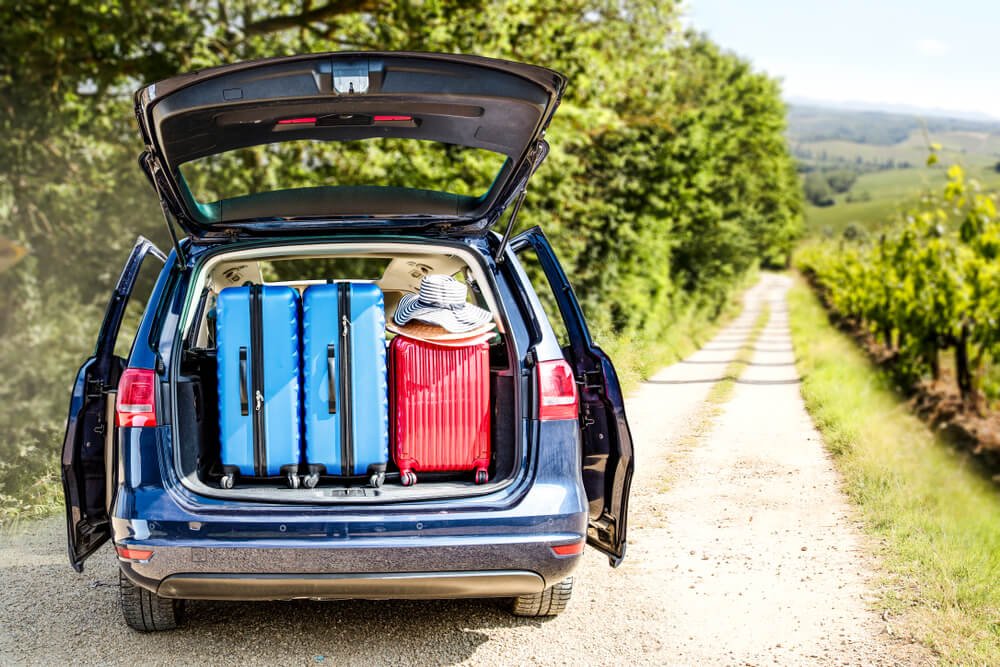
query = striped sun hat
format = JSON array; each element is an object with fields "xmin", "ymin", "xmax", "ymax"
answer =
[{"xmin": 393, "ymin": 274, "xmax": 493, "ymax": 333}]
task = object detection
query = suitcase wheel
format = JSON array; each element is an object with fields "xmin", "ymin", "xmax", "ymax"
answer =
[
  {"xmin": 369, "ymin": 472, "xmax": 385, "ymax": 488},
  {"xmin": 400, "ymin": 470, "xmax": 417, "ymax": 487},
  {"xmin": 475, "ymin": 469, "xmax": 489, "ymax": 485},
  {"xmin": 303, "ymin": 473, "xmax": 320, "ymax": 489},
  {"xmin": 220, "ymin": 474, "xmax": 235, "ymax": 489},
  {"xmin": 286, "ymin": 473, "xmax": 301, "ymax": 489}
]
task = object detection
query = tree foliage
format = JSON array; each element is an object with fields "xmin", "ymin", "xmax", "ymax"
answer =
[
  {"xmin": 0, "ymin": 1, "xmax": 802, "ymax": 513},
  {"xmin": 825, "ymin": 169, "xmax": 858, "ymax": 194},
  {"xmin": 803, "ymin": 172, "xmax": 835, "ymax": 207}
]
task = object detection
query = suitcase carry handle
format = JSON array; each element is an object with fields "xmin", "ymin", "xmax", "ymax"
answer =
[
  {"xmin": 327, "ymin": 344, "xmax": 337, "ymax": 414},
  {"xmin": 239, "ymin": 347, "xmax": 249, "ymax": 416}
]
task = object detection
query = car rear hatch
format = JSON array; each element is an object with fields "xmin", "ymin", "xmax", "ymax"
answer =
[{"xmin": 135, "ymin": 52, "xmax": 565, "ymax": 237}]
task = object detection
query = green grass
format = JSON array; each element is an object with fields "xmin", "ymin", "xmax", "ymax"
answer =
[
  {"xmin": 788, "ymin": 276, "xmax": 1000, "ymax": 664},
  {"xmin": 597, "ymin": 312, "xmax": 720, "ymax": 397},
  {"xmin": 0, "ymin": 470, "xmax": 63, "ymax": 525},
  {"xmin": 803, "ymin": 161, "xmax": 1000, "ymax": 238},
  {"xmin": 596, "ymin": 270, "xmax": 756, "ymax": 396}
]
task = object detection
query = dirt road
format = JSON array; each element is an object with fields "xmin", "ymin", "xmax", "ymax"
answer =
[{"xmin": 0, "ymin": 274, "xmax": 928, "ymax": 665}]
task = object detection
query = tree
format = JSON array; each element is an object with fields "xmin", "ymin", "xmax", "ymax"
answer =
[
  {"xmin": 804, "ymin": 172, "xmax": 835, "ymax": 206},
  {"xmin": 825, "ymin": 169, "xmax": 858, "ymax": 194}
]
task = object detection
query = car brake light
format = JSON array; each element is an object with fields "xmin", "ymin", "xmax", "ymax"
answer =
[
  {"xmin": 537, "ymin": 359, "xmax": 579, "ymax": 421},
  {"xmin": 373, "ymin": 115, "xmax": 413, "ymax": 122},
  {"xmin": 115, "ymin": 545, "xmax": 154, "ymax": 561},
  {"xmin": 277, "ymin": 116, "xmax": 317, "ymax": 125},
  {"xmin": 551, "ymin": 541, "xmax": 585, "ymax": 556},
  {"xmin": 116, "ymin": 368, "xmax": 157, "ymax": 427}
]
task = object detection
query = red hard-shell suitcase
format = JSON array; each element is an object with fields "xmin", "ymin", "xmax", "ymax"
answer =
[{"xmin": 390, "ymin": 337, "xmax": 491, "ymax": 486}]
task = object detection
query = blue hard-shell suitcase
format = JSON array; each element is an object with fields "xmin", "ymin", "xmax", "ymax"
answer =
[
  {"xmin": 216, "ymin": 284, "xmax": 302, "ymax": 488},
  {"xmin": 302, "ymin": 282, "xmax": 389, "ymax": 488}
]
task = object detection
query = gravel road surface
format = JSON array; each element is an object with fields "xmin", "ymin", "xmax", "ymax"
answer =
[{"xmin": 0, "ymin": 274, "xmax": 929, "ymax": 665}]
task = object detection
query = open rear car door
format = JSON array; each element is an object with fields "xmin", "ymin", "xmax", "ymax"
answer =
[
  {"xmin": 510, "ymin": 227, "xmax": 634, "ymax": 566},
  {"xmin": 62, "ymin": 237, "xmax": 165, "ymax": 571}
]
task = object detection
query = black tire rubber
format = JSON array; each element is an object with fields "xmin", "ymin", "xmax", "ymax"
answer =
[
  {"xmin": 119, "ymin": 569, "xmax": 184, "ymax": 632},
  {"xmin": 511, "ymin": 577, "xmax": 573, "ymax": 617}
]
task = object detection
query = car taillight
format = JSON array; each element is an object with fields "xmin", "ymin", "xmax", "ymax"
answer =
[
  {"xmin": 116, "ymin": 368, "xmax": 157, "ymax": 427},
  {"xmin": 115, "ymin": 545, "xmax": 154, "ymax": 562},
  {"xmin": 550, "ymin": 540, "xmax": 585, "ymax": 557},
  {"xmin": 537, "ymin": 359, "xmax": 579, "ymax": 421}
]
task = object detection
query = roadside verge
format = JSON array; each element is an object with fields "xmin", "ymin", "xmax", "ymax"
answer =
[{"xmin": 787, "ymin": 275, "xmax": 1000, "ymax": 664}]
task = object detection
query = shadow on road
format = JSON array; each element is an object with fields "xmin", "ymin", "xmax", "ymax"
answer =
[
  {"xmin": 698, "ymin": 345, "xmax": 794, "ymax": 353},
  {"xmin": 679, "ymin": 360, "xmax": 796, "ymax": 367},
  {"xmin": 0, "ymin": 522, "xmax": 551, "ymax": 665},
  {"xmin": 644, "ymin": 378, "xmax": 800, "ymax": 386}
]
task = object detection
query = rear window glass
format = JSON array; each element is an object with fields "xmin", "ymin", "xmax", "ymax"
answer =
[
  {"xmin": 178, "ymin": 138, "xmax": 507, "ymax": 213},
  {"xmin": 261, "ymin": 257, "xmax": 392, "ymax": 283},
  {"xmin": 513, "ymin": 246, "xmax": 570, "ymax": 348}
]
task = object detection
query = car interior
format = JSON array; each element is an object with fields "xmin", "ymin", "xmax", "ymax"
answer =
[{"xmin": 172, "ymin": 243, "xmax": 522, "ymax": 502}]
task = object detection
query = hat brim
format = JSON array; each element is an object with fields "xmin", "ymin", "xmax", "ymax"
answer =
[
  {"xmin": 387, "ymin": 320, "xmax": 496, "ymax": 346},
  {"xmin": 393, "ymin": 293, "xmax": 493, "ymax": 333}
]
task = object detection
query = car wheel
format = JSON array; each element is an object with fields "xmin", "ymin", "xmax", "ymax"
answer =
[
  {"xmin": 119, "ymin": 569, "xmax": 184, "ymax": 632},
  {"xmin": 511, "ymin": 576, "xmax": 573, "ymax": 617}
]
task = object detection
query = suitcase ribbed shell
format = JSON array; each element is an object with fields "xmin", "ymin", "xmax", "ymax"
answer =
[
  {"xmin": 391, "ymin": 338, "xmax": 490, "ymax": 480},
  {"xmin": 216, "ymin": 285, "xmax": 301, "ymax": 478},
  {"xmin": 302, "ymin": 282, "xmax": 389, "ymax": 477}
]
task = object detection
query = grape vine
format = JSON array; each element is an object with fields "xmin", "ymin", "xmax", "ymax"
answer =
[{"xmin": 797, "ymin": 165, "xmax": 1000, "ymax": 409}]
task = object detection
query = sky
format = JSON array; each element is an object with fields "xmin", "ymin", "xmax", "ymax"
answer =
[{"xmin": 686, "ymin": 0, "xmax": 1000, "ymax": 119}]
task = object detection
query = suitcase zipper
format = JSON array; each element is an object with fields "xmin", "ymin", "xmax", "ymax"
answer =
[
  {"xmin": 249, "ymin": 285, "xmax": 267, "ymax": 477},
  {"xmin": 338, "ymin": 283, "xmax": 354, "ymax": 476}
]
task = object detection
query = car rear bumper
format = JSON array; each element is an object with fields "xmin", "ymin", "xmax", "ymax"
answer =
[
  {"xmin": 117, "ymin": 532, "xmax": 583, "ymax": 599},
  {"xmin": 113, "ymin": 420, "xmax": 588, "ymax": 599},
  {"xmin": 141, "ymin": 570, "xmax": 545, "ymax": 601}
]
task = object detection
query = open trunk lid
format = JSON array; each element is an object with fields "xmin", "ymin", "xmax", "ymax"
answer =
[{"xmin": 135, "ymin": 52, "xmax": 565, "ymax": 237}]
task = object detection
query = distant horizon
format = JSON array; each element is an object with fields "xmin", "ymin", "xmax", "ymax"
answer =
[{"xmin": 784, "ymin": 96, "xmax": 1000, "ymax": 124}]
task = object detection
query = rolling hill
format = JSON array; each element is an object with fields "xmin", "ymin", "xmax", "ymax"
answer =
[{"xmin": 786, "ymin": 105, "xmax": 1000, "ymax": 235}]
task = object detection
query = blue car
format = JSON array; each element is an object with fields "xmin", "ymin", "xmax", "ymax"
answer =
[{"xmin": 61, "ymin": 52, "xmax": 634, "ymax": 632}]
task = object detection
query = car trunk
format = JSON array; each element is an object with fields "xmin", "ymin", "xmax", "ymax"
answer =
[{"xmin": 170, "ymin": 241, "xmax": 522, "ymax": 503}]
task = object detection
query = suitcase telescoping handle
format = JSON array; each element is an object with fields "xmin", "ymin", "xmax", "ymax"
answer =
[
  {"xmin": 327, "ymin": 344, "xmax": 337, "ymax": 414},
  {"xmin": 239, "ymin": 347, "xmax": 249, "ymax": 416}
]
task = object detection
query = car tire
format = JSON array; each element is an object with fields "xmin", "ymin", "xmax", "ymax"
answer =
[
  {"xmin": 511, "ymin": 576, "xmax": 573, "ymax": 617},
  {"xmin": 119, "ymin": 569, "xmax": 184, "ymax": 632}
]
